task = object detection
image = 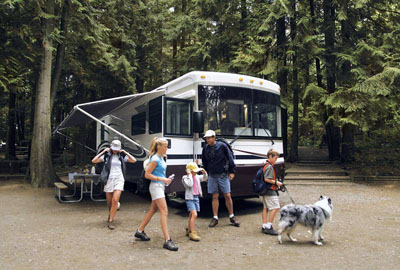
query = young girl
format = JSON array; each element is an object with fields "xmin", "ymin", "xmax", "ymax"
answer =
[
  {"xmin": 92, "ymin": 139, "xmax": 137, "ymax": 230},
  {"xmin": 134, "ymin": 137, "xmax": 178, "ymax": 251},
  {"xmin": 182, "ymin": 162, "xmax": 208, "ymax": 241}
]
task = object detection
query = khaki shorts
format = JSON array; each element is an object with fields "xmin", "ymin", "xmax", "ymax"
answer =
[
  {"xmin": 149, "ymin": 182, "xmax": 165, "ymax": 201},
  {"xmin": 104, "ymin": 176, "xmax": 124, "ymax": 193},
  {"xmin": 261, "ymin": 195, "xmax": 280, "ymax": 210}
]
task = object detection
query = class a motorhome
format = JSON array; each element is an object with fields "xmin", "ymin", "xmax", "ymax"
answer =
[{"xmin": 55, "ymin": 71, "xmax": 285, "ymax": 198}]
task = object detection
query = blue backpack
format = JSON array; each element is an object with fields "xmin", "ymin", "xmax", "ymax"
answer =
[{"xmin": 252, "ymin": 163, "xmax": 270, "ymax": 195}]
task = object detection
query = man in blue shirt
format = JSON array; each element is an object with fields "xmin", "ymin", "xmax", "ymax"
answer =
[{"xmin": 202, "ymin": 130, "xmax": 240, "ymax": 227}]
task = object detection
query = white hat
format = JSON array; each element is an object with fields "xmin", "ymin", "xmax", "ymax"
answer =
[
  {"xmin": 203, "ymin": 130, "xmax": 216, "ymax": 138},
  {"xmin": 110, "ymin": 140, "xmax": 121, "ymax": 151}
]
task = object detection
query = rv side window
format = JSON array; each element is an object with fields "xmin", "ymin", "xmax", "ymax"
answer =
[
  {"xmin": 131, "ymin": 112, "xmax": 146, "ymax": 135},
  {"xmin": 165, "ymin": 98, "xmax": 193, "ymax": 136},
  {"xmin": 149, "ymin": 97, "xmax": 162, "ymax": 134}
]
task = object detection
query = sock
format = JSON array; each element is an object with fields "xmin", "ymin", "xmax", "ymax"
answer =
[
  {"xmin": 266, "ymin": 222, "xmax": 272, "ymax": 229},
  {"xmin": 213, "ymin": 216, "xmax": 218, "ymax": 220},
  {"xmin": 137, "ymin": 230, "xmax": 142, "ymax": 233},
  {"xmin": 229, "ymin": 214, "xmax": 234, "ymax": 218},
  {"xmin": 262, "ymin": 223, "xmax": 268, "ymax": 229}
]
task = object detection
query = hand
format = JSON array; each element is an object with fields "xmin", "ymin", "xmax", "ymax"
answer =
[
  {"xmin": 201, "ymin": 169, "xmax": 206, "ymax": 174},
  {"xmin": 276, "ymin": 181, "xmax": 283, "ymax": 188},
  {"xmin": 229, "ymin": 173, "xmax": 235, "ymax": 181},
  {"xmin": 120, "ymin": 149, "xmax": 126, "ymax": 154},
  {"xmin": 164, "ymin": 177, "xmax": 172, "ymax": 185},
  {"xmin": 104, "ymin": 147, "xmax": 110, "ymax": 153}
]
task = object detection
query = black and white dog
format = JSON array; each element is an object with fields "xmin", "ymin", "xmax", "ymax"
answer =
[{"xmin": 278, "ymin": 196, "xmax": 333, "ymax": 246}]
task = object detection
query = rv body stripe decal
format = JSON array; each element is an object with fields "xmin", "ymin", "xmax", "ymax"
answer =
[
  {"xmin": 167, "ymin": 154, "xmax": 271, "ymax": 160},
  {"xmin": 167, "ymin": 154, "xmax": 284, "ymax": 160}
]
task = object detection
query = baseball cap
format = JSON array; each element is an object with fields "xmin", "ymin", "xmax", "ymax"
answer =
[
  {"xmin": 186, "ymin": 162, "xmax": 202, "ymax": 173},
  {"xmin": 110, "ymin": 140, "xmax": 121, "ymax": 151},
  {"xmin": 203, "ymin": 130, "xmax": 216, "ymax": 138}
]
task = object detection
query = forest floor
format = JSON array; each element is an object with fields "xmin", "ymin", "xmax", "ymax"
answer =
[{"xmin": 1, "ymin": 179, "xmax": 399, "ymax": 270}]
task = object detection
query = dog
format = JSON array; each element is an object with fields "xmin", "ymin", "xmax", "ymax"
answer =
[{"xmin": 278, "ymin": 196, "xmax": 333, "ymax": 246}]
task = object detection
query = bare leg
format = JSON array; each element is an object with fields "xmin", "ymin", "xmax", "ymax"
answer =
[
  {"xmin": 188, "ymin": 210, "xmax": 197, "ymax": 232},
  {"xmin": 138, "ymin": 200, "xmax": 158, "ymax": 231},
  {"xmin": 212, "ymin": 193, "xmax": 219, "ymax": 217},
  {"xmin": 154, "ymin": 198, "xmax": 170, "ymax": 241},
  {"xmin": 108, "ymin": 190, "xmax": 122, "ymax": 222},
  {"xmin": 106, "ymin": 192, "xmax": 113, "ymax": 212},
  {"xmin": 267, "ymin": 208, "xmax": 280, "ymax": 224},
  {"xmin": 223, "ymin": 192, "xmax": 234, "ymax": 215},
  {"xmin": 262, "ymin": 208, "xmax": 268, "ymax": 224}
]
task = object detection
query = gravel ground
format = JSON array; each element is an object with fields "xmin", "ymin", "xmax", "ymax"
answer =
[{"xmin": 1, "ymin": 179, "xmax": 399, "ymax": 270}]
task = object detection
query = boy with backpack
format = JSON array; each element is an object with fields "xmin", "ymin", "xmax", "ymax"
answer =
[{"xmin": 260, "ymin": 149, "xmax": 283, "ymax": 235}]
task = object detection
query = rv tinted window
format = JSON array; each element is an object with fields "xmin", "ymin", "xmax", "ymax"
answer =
[
  {"xmin": 165, "ymin": 98, "xmax": 192, "ymax": 136},
  {"xmin": 149, "ymin": 97, "xmax": 162, "ymax": 134},
  {"xmin": 199, "ymin": 85, "xmax": 281, "ymax": 138},
  {"xmin": 131, "ymin": 112, "xmax": 146, "ymax": 135}
]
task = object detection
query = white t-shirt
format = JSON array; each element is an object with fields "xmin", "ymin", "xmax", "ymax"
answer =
[{"xmin": 101, "ymin": 154, "xmax": 128, "ymax": 178}]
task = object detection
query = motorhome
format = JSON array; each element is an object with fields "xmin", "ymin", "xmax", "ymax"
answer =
[{"xmin": 55, "ymin": 71, "xmax": 285, "ymax": 198}]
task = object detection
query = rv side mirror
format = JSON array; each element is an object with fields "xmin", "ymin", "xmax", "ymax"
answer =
[{"xmin": 193, "ymin": 111, "xmax": 204, "ymax": 134}]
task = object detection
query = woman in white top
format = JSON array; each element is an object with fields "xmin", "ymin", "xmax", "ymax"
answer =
[
  {"xmin": 134, "ymin": 137, "xmax": 178, "ymax": 251},
  {"xmin": 92, "ymin": 139, "xmax": 136, "ymax": 230}
]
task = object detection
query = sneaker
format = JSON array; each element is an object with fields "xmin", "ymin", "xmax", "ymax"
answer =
[
  {"xmin": 134, "ymin": 230, "xmax": 151, "ymax": 241},
  {"xmin": 108, "ymin": 221, "xmax": 115, "ymax": 230},
  {"xmin": 163, "ymin": 239, "xmax": 179, "ymax": 251},
  {"xmin": 262, "ymin": 227, "xmax": 278, "ymax": 235},
  {"xmin": 230, "ymin": 216, "xmax": 241, "ymax": 227},
  {"xmin": 208, "ymin": 218, "xmax": 218, "ymax": 228},
  {"xmin": 189, "ymin": 231, "xmax": 201, "ymax": 241}
]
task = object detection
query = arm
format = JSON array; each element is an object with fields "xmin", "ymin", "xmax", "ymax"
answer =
[
  {"xmin": 92, "ymin": 148, "xmax": 109, "ymax": 164},
  {"xmin": 264, "ymin": 166, "xmax": 283, "ymax": 187},
  {"xmin": 201, "ymin": 147, "xmax": 208, "ymax": 172},
  {"xmin": 182, "ymin": 173, "xmax": 194, "ymax": 188},
  {"xmin": 198, "ymin": 169, "xmax": 208, "ymax": 182},
  {"xmin": 120, "ymin": 149, "xmax": 137, "ymax": 163},
  {"xmin": 144, "ymin": 160, "xmax": 172, "ymax": 185}
]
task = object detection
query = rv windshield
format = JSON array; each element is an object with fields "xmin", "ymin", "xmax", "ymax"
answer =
[{"xmin": 198, "ymin": 85, "xmax": 281, "ymax": 138}]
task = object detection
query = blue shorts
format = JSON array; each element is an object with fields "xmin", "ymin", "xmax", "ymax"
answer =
[
  {"xmin": 207, "ymin": 174, "xmax": 231, "ymax": 194},
  {"xmin": 186, "ymin": 196, "xmax": 200, "ymax": 212}
]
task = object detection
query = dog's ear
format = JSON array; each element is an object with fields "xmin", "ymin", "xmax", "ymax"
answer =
[{"xmin": 328, "ymin": 197, "xmax": 332, "ymax": 204}]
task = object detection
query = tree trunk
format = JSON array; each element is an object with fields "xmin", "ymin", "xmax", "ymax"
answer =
[
  {"xmin": 288, "ymin": 0, "xmax": 299, "ymax": 162},
  {"xmin": 50, "ymin": 0, "xmax": 70, "ymax": 111},
  {"xmin": 6, "ymin": 90, "xmax": 17, "ymax": 160},
  {"xmin": 309, "ymin": 0, "xmax": 323, "ymax": 88},
  {"xmin": 341, "ymin": 124, "xmax": 354, "ymax": 162},
  {"xmin": 276, "ymin": 16, "xmax": 288, "ymax": 158},
  {"xmin": 339, "ymin": 9, "xmax": 355, "ymax": 162},
  {"xmin": 29, "ymin": 0, "xmax": 58, "ymax": 188},
  {"xmin": 323, "ymin": 0, "xmax": 341, "ymax": 160}
]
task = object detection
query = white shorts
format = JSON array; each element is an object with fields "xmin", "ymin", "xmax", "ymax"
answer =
[
  {"xmin": 104, "ymin": 176, "xmax": 124, "ymax": 193},
  {"xmin": 149, "ymin": 182, "xmax": 165, "ymax": 201},
  {"xmin": 261, "ymin": 195, "xmax": 280, "ymax": 210}
]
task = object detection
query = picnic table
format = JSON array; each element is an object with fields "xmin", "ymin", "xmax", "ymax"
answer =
[{"xmin": 55, "ymin": 173, "xmax": 105, "ymax": 203}]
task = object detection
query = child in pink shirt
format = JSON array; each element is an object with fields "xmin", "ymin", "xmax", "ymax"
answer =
[{"xmin": 182, "ymin": 162, "xmax": 208, "ymax": 241}]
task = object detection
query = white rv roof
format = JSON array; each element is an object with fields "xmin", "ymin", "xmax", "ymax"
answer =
[{"xmin": 160, "ymin": 71, "xmax": 280, "ymax": 95}]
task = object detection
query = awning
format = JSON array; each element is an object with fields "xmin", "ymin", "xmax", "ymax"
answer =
[
  {"xmin": 53, "ymin": 89, "xmax": 164, "ymax": 154},
  {"xmin": 55, "ymin": 89, "xmax": 164, "ymax": 131}
]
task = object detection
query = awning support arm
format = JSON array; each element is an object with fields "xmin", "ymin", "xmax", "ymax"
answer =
[
  {"xmin": 55, "ymin": 130, "xmax": 97, "ymax": 153},
  {"xmin": 75, "ymin": 106, "xmax": 149, "ymax": 154}
]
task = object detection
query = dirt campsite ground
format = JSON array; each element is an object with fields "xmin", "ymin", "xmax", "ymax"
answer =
[{"xmin": 1, "ymin": 179, "xmax": 399, "ymax": 270}]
